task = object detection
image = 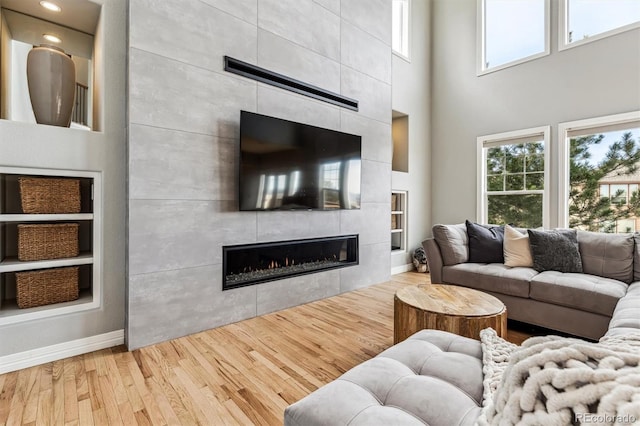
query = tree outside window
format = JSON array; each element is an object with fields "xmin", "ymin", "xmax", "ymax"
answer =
[
  {"xmin": 569, "ymin": 129, "xmax": 640, "ymax": 233},
  {"xmin": 485, "ymin": 141, "xmax": 545, "ymax": 227}
]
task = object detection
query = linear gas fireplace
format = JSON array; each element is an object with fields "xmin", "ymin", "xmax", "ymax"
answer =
[{"xmin": 223, "ymin": 235, "xmax": 359, "ymax": 290}]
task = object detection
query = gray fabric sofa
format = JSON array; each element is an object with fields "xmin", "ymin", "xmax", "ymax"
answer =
[
  {"xmin": 423, "ymin": 224, "xmax": 640, "ymax": 340},
  {"xmin": 284, "ymin": 286, "xmax": 640, "ymax": 426},
  {"xmin": 283, "ymin": 226, "xmax": 640, "ymax": 426}
]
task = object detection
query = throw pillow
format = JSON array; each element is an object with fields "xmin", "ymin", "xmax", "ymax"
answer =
[
  {"xmin": 527, "ymin": 229, "xmax": 583, "ymax": 273},
  {"xmin": 466, "ymin": 220, "xmax": 505, "ymax": 263},
  {"xmin": 432, "ymin": 223, "xmax": 469, "ymax": 265},
  {"xmin": 578, "ymin": 230, "xmax": 634, "ymax": 284},
  {"xmin": 503, "ymin": 225, "xmax": 533, "ymax": 268}
]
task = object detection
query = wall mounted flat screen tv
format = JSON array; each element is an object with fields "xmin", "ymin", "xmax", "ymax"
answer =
[{"xmin": 239, "ymin": 111, "xmax": 362, "ymax": 211}]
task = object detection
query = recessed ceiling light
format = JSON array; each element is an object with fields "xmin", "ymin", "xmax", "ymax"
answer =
[
  {"xmin": 43, "ymin": 34, "xmax": 62, "ymax": 43},
  {"xmin": 39, "ymin": 1, "xmax": 61, "ymax": 12}
]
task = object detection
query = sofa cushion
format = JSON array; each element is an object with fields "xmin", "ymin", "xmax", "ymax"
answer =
[
  {"xmin": 466, "ymin": 220, "xmax": 505, "ymax": 263},
  {"xmin": 529, "ymin": 271, "xmax": 627, "ymax": 316},
  {"xmin": 283, "ymin": 330, "xmax": 483, "ymax": 426},
  {"xmin": 528, "ymin": 229, "xmax": 583, "ymax": 273},
  {"xmin": 503, "ymin": 224, "xmax": 533, "ymax": 267},
  {"xmin": 578, "ymin": 230, "xmax": 633, "ymax": 284},
  {"xmin": 443, "ymin": 263, "xmax": 536, "ymax": 298},
  {"xmin": 606, "ymin": 281, "xmax": 640, "ymax": 335},
  {"xmin": 433, "ymin": 223, "xmax": 468, "ymax": 265}
]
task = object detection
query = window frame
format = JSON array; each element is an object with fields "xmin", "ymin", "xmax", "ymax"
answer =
[
  {"xmin": 557, "ymin": 111, "xmax": 640, "ymax": 227},
  {"xmin": 477, "ymin": 126, "xmax": 551, "ymax": 227},
  {"xmin": 392, "ymin": 0, "xmax": 411, "ymax": 61},
  {"xmin": 558, "ymin": 0, "xmax": 640, "ymax": 51},
  {"xmin": 476, "ymin": 0, "xmax": 551, "ymax": 76}
]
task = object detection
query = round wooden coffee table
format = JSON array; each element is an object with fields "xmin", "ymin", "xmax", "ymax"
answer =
[{"xmin": 394, "ymin": 284, "xmax": 507, "ymax": 343}]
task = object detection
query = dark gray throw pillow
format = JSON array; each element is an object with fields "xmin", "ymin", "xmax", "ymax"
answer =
[
  {"xmin": 466, "ymin": 220, "xmax": 505, "ymax": 263},
  {"xmin": 527, "ymin": 229, "xmax": 583, "ymax": 273}
]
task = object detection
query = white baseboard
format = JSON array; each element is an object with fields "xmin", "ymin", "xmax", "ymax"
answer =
[
  {"xmin": 0, "ymin": 329, "xmax": 124, "ymax": 374},
  {"xmin": 391, "ymin": 263, "xmax": 415, "ymax": 275}
]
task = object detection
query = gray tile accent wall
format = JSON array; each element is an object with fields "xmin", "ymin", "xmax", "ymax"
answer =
[
  {"xmin": 128, "ymin": 265, "xmax": 257, "ymax": 349},
  {"xmin": 128, "ymin": 0, "xmax": 392, "ymax": 349},
  {"xmin": 257, "ymin": 0, "xmax": 340, "ymax": 60},
  {"xmin": 129, "ymin": 125, "xmax": 237, "ymax": 201},
  {"xmin": 256, "ymin": 85, "xmax": 342, "ymax": 131},
  {"xmin": 340, "ymin": 242, "xmax": 391, "ymax": 292},
  {"xmin": 199, "ymin": 0, "xmax": 258, "ymax": 24},
  {"xmin": 340, "ymin": 0, "xmax": 392, "ymax": 44},
  {"xmin": 129, "ymin": 49, "xmax": 257, "ymax": 138},
  {"xmin": 341, "ymin": 66, "xmax": 392, "ymax": 123},
  {"xmin": 340, "ymin": 203, "xmax": 391, "ymax": 246},
  {"xmin": 341, "ymin": 111, "xmax": 392, "ymax": 163},
  {"xmin": 130, "ymin": 0, "xmax": 257, "ymax": 73},
  {"xmin": 314, "ymin": 0, "xmax": 340, "ymax": 15},
  {"xmin": 257, "ymin": 30, "xmax": 341, "ymax": 93},
  {"xmin": 256, "ymin": 270, "xmax": 341, "ymax": 316},
  {"xmin": 341, "ymin": 21, "xmax": 391, "ymax": 83}
]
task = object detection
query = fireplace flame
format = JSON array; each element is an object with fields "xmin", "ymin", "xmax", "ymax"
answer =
[{"xmin": 241, "ymin": 255, "xmax": 343, "ymax": 274}]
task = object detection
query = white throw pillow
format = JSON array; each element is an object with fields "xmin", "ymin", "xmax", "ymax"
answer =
[{"xmin": 503, "ymin": 224, "xmax": 533, "ymax": 267}]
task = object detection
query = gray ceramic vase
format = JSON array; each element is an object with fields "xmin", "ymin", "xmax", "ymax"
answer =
[{"xmin": 27, "ymin": 44, "xmax": 76, "ymax": 127}]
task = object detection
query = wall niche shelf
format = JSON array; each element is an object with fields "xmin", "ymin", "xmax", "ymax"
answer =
[
  {"xmin": 391, "ymin": 190, "xmax": 407, "ymax": 252},
  {"xmin": 0, "ymin": 166, "xmax": 101, "ymax": 326},
  {"xmin": 0, "ymin": 1, "xmax": 102, "ymax": 131},
  {"xmin": 392, "ymin": 111, "xmax": 409, "ymax": 173}
]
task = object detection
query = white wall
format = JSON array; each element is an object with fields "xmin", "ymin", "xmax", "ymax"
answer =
[
  {"xmin": 391, "ymin": 0, "xmax": 431, "ymax": 269},
  {"xmin": 9, "ymin": 39, "xmax": 34, "ymax": 123},
  {"xmin": 1, "ymin": 12, "xmax": 11, "ymax": 119},
  {"xmin": 431, "ymin": 0, "xmax": 640, "ymax": 228},
  {"xmin": 0, "ymin": 0, "xmax": 126, "ymax": 359}
]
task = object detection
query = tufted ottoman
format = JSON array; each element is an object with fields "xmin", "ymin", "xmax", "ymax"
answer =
[{"xmin": 284, "ymin": 330, "xmax": 485, "ymax": 425}]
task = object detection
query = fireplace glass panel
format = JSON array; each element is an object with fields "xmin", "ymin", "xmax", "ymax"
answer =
[{"xmin": 223, "ymin": 235, "xmax": 358, "ymax": 290}]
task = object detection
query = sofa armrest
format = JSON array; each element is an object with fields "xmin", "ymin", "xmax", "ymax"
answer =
[{"xmin": 423, "ymin": 238, "xmax": 444, "ymax": 283}]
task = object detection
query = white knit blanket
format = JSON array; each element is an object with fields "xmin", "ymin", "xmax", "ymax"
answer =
[{"xmin": 476, "ymin": 329, "xmax": 640, "ymax": 426}]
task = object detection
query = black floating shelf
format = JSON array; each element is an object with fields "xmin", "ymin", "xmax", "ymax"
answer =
[{"xmin": 224, "ymin": 56, "xmax": 358, "ymax": 111}]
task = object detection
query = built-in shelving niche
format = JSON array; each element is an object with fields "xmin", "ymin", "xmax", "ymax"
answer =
[
  {"xmin": 392, "ymin": 111, "xmax": 409, "ymax": 173},
  {"xmin": 0, "ymin": 0, "xmax": 102, "ymax": 130},
  {"xmin": 391, "ymin": 190, "xmax": 407, "ymax": 252},
  {"xmin": 0, "ymin": 166, "xmax": 102, "ymax": 326}
]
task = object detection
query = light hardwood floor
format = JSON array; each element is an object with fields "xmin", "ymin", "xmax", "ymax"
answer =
[{"xmin": 0, "ymin": 272, "xmax": 533, "ymax": 425}]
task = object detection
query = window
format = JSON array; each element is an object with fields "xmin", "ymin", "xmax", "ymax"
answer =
[
  {"xmin": 599, "ymin": 183, "xmax": 640, "ymax": 205},
  {"xmin": 256, "ymin": 173, "xmax": 296, "ymax": 209},
  {"xmin": 616, "ymin": 219, "xmax": 636, "ymax": 233},
  {"xmin": 559, "ymin": 0, "xmax": 640, "ymax": 50},
  {"xmin": 558, "ymin": 111, "xmax": 640, "ymax": 233},
  {"xmin": 392, "ymin": 0, "xmax": 410, "ymax": 59},
  {"xmin": 477, "ymin": 0, "xmax": 549, "ymax": 74},
  {"xmin": 321, "ymin": 162, "xmax": 341, "ymax": 190},
  {"xmin": 610, "ymin": 184, "xmax": 628, "ymax": 205},
  {"xmin": 477, "ymin": 126, "xmax": 550, "ymax": 228}
]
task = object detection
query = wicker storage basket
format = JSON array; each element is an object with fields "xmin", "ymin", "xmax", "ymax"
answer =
[
  {"xmin": 18, "ymin": 223, "xmax": 79, "ymax": 261},
  {"xmin": 19, "ymin": 177, "xmax": 81, "ymax": 214},
  {"xmin": 16, "ymin": 266, "xmax": 79, "ymax": 309}
]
